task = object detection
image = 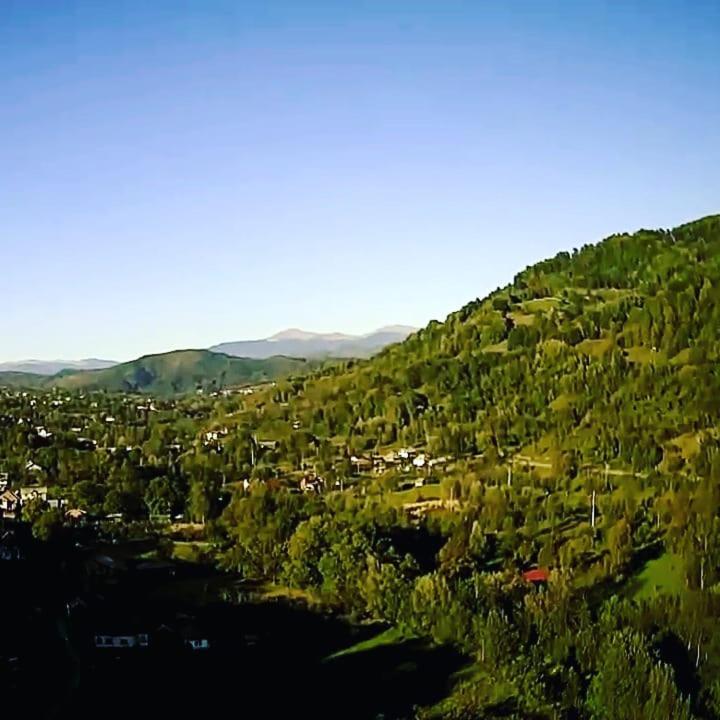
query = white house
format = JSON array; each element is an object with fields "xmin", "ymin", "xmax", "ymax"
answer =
[{"xmin": 412, "ymin": 454, "xmax": 427, "ymax": 469}]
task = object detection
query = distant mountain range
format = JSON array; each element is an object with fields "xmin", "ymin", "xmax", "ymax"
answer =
[
  {"xmin": 0, "ymin": 326, "xmax": 416, "ymax": 378},
  {"xmin": 210, "ymin": 325, "xmax": 417, "ymax": 359},
  {"xmin": 0, "ymin": 326, "xmax": 415, "ymax": 395},
  {"xmin": 0, "ymin": 358, "xmax": 117, "ymax": 376}
]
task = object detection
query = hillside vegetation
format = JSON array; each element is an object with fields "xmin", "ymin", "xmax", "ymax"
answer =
[{"xmin": 249, "ymin": 214, "xmax": 720, "ymax": 479}]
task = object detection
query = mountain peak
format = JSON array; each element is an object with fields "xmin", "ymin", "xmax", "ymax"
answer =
[
  {"xmin": 269, "ymin": 329, "xmax": 354, "ymax": 342},
  {"xmin": 211, "ymin": 325, "xmax": 416, "ymax": 360}
]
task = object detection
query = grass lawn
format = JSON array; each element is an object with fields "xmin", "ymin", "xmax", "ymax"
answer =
[{"xmin": 628, "ymin": 552, "xmax": 685, "ymax": 601}]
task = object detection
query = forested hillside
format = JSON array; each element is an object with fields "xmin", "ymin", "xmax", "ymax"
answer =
[{"xmin": 256, "ymin": 214, "xmax": 720, "ymax": 478}]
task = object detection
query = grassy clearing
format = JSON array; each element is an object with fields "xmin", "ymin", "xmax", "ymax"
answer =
[
  {"xmin": 624, "ymin": 346, "xmax": 666, "ymax": 364},
  {"xmin": 523, "ymin": 297, "xmax": 561, "ymax": 313},
  {"xmin": 575, "ymin": 337, "xmax": 614, "ymax": 357},
  {"xmin": 388, "ymin": 484, "xmax": 443, "ymax": 506},
  {"xmin": 509, "ymin": 312, "xmax": 536, "ymax": 327},
  {"xmin": 629, "ymin": 552, "xmax": 685, "ymax": 601},
  {"xmin": 483, "ymin": 340, "xmax": 508, "ymax": 354},
  {"xmin": 326, "ymin": 627, "xmax": 409, "ymax": 661},
  {"xmin": 172, "ymin": 541, "xmax": 212, "ymax": 562}
]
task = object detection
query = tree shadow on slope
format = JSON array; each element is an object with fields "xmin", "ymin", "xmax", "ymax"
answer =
[{"xmin": 58, "ymin": 598, "xmax": 464, "ymax": 720}]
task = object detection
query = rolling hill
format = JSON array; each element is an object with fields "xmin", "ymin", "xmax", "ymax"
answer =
[
  {"xmin": 0, "ymin": 350, "xmax": 312, "ymax": 395},
  {"xmin": 0, "ymin": 371, "xmax": 47, "ymax": 389}
]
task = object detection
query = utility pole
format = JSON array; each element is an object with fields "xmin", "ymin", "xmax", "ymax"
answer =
[
  {"xmin": 507, "ymin": 461, "xmax": 512, "ymax": 488},
  {"xmin": 591, "ymin": 489, "xmax": 596, "ymax": 529}
]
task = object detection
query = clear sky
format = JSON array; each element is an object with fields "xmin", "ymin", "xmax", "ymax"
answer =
[{"xmin": 2, "ymin": 0, "xmax": 719, "ymax": 361}]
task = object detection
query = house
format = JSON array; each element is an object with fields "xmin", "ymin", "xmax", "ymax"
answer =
[
  {"xmin": 350, "ymin": 455, "xmax": 373, "ymax": 473},
  {"xmin": 25, "ymin": 460, "xmax": 44, "ymax": 474},
  {"xmin": 94, "ymin": 632, "xmax": 149, "ymax": 650},
  {"xmin": 412, "ymin": 453, "xmax": 427, "ymax": 469},
  {"xmin": 65, "ymin": 508, "xmax": 87, "ymax": 522},
  {"xmin": 522, "ymin": 568, "xmax": 550, "ymax": 584},
  {"xmin": 258, "ymin": 440, "xmax": 278, "ymax": 450},
  {"xmin": 181, "ymin": 625, "xmax": 211, "ymax": 651},
  {"xmin": 0, "ymin": 473, "xmax": 8, "ymax": 491},
  {"xmin": 204, "ymin": 428, "xmax": 229, "ymax": 443},
  {"xmin": 0, "ymin": 489, "xmax": 20, "ymax": 518}
]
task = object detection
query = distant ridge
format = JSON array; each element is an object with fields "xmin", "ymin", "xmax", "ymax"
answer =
[
  {"xmin": 211, "ymin": 325, "xmax": 417, "ymax": 360},
  {"xmin": 0, "ymin": 358, "xmax": 117, "ymax": 376}
]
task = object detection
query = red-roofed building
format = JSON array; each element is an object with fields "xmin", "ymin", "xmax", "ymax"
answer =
[{"xmin": 522, "ymin": 568, "xmax": 550, "ymax": 583}]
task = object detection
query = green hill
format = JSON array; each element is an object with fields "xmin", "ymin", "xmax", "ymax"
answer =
[
  {"xmin": 0, "ymin": 371, "xmax": 47, "ymax": 389},
  {"xmin": 242, "ymin": 214, "xmax": 720, "ymax": 477},
  {"xmin": 0, "ymin": 350, "xmax": 311, "ymax": 395}
]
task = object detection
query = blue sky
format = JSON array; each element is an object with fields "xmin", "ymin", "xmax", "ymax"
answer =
[{"xmin": 2, "ymin": 0, "xmax": 719, "ymax": 361}]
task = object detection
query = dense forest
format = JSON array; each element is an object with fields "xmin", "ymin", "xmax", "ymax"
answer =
[{"xmin": 3, "ymin": 214, "xmax": 720, "ymax": 717}]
